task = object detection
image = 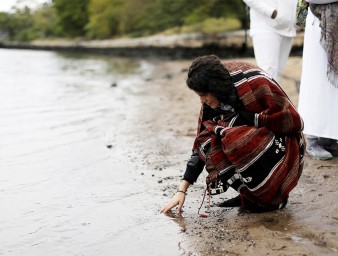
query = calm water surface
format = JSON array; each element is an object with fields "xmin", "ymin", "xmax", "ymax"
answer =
[{"xmin": 0, "ymin": 49, "xmax": 186, "ymax": 256}]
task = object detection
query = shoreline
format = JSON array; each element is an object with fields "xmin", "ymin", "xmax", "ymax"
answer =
[{"xmin": 0, "ymin": 30, "xmax": 304, "ymax": 59}]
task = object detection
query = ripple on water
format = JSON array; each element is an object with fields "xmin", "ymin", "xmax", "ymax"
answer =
[{"xmin": 0, "ymin": 49, "xmax": 185, "ymax": 256}]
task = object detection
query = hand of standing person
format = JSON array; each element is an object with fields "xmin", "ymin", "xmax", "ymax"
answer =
[{"xmin": 271, "ymin": 9, "xmax": 278, "ymax": 19}]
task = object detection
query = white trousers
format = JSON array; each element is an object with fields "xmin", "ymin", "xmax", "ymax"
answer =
[
  {"xmin": 252, "ymin": 32, "xmax": 293, "ymax": 81},
  {"xmin": 297, "ymin": 11, "xmax": 338, "ymax": 140}
]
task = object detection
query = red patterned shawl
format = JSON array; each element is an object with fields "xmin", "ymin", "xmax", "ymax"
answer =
[{"xmin": 192, "ymin": 61, "xmax": 305, "ymax": 207}]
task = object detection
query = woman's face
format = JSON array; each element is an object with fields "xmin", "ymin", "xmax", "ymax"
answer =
[{"xmin": 196, "ymin": 92, "xmax": 220, "ymax": 109}]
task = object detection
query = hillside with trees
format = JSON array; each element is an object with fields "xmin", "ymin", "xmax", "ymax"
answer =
[{"xmin": 0, "ymin": 0, "xmax": 247, "ymax": 41}]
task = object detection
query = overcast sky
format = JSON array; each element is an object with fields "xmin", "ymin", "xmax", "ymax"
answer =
[{"xmin": 0, "ymin": 0, "xmax": 50, "ymax": 12}]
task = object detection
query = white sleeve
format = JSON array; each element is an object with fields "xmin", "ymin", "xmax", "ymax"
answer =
[
  {"xmin": 307, "ymin": 0, "xmax": 337, "ymax": 3},
  {"xmin": 242, "ymin": 0, "xmax": 275, "ymax": 18}
]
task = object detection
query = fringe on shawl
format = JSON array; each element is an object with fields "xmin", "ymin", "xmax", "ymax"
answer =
[{"xmin": 311, "ymin": 3, "xmax": 338, "ymax": 88}]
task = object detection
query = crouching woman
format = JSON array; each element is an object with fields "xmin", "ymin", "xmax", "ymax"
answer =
[{"xmin": 160, "ymin": 55, "xmax": 305, "ymax": 214}]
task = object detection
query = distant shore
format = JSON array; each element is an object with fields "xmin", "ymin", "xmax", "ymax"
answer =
[{"xmin": 0, "ymin": 30, "xmax": 304, "ymax": 59}]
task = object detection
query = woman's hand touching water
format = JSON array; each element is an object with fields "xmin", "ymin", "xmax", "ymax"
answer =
[
  {"xmin": 160, "ymin": 180, "xmax": 190, "ymax": 214},
  {"xmin": 160, "ymin": 192, "xmax": 186, "ymax": 214}
]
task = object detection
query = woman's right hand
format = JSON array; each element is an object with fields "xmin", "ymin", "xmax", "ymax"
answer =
[{"xmin": 160, "ymin": 192, "xmax": 186, "ymax": 214}]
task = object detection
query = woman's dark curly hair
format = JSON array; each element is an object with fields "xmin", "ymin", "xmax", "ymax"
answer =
[{"xmin": 186, "ymin": 55, "xmax": 240, "ymax": 107}]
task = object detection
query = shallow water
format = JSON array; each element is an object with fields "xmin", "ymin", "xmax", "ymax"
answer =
[{"xmin": 0, "ymin": 49, "xmax": 187, "ymax": 256}]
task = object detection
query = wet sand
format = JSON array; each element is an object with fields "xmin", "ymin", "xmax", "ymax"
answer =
[{"xmin": 147, "ymin": 57, "xmax": 338, "ymax": 255}]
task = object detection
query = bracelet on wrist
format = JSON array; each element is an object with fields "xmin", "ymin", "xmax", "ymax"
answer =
[{"xmin": 177, "ymin": 190, "xmax": 187, "ymax": 195}]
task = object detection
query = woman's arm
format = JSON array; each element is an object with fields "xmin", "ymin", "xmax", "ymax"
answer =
[
  {"xmin": 252, "ymin": 83, "xmax": 304, "ymax": 134},
  {"xmin": 160, "ymin": 150, "xmax": 205, "ymax": 214},
  {"xmin": 183, "ymin": 150, "xmax": 204, "ymax": 184}
]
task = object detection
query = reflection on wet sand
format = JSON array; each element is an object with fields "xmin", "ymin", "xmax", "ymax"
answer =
[{"xmin": 165, "ymin": 211, "xmax": 187, "ymax": 233}]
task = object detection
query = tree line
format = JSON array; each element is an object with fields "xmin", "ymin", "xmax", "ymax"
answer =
[{"xmin": 0, "ymin": 0, "xmax": 247, "ymax": 41}]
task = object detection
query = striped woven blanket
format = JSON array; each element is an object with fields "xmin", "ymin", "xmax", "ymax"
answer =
[{"xmin": 193, "ymin": 61, "xmax": 305, "ymax": 207}]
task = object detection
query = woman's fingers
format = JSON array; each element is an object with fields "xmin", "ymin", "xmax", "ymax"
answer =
[
  {"xmin": 160, "ymin": 197, "xmax": 181, "ymax": 213},
  {"xmin": 160, "ymin": 200, "xmax": 178, "ymax": 213},
  {"xmin": 160, "ymin": 193, "xmax": 186, "ymax": 214},
  {"xmin": 177, "ymin": 196, "xmax": 185, "ymax": 214},
  {"xmin": 177, "ymin": 203, "xmax": 182, "ymax": 214}
]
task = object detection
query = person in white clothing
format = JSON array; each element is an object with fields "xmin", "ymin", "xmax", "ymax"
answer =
[
  {"xmin": 298, "ymin": 0, "xmax": 338, "ymax": 160},
  {"xmin": 242, "ymin": 0, "xmax": 297, "ymax": 81}
]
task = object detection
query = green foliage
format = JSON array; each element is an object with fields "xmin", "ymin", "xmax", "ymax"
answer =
[
  {"xmin": 1, "ymin": 0, "xmax": 247, "ymax": 41},
  {"xmin": 162, "ymin": 17, "xmax": 241, "ymax": 36},
  {"xmin": 116, "ymin": 0, "xmax": 154, "ymax": 37},
  {"xmin": 0, "ymin": 4, "xmax": 58, "ymax": 41},
  {"xmin": 135, "ymin": 0, "xmax": 195, "ymax": 34},
  {"xmin": 132, "ymin": 0, "xmax": 246, "ymax": 36},
  {"xmin": 32, "ymin": 5, "xmax": 59, "ymax": 38},
  {"xmin": 86, "ymin": 0, "xmax": 155, "ymax": 38},
  {"xmin": 5, "ymin": 7, "xmax": 35, "ymax": 41},
  {"xmin": 0, "ymin": 12, "xmax": 12, "ymax": 38},
  {"xmin": 86, "ymin": 0, "xmax": 123, "ymax": 39},
  {"xmin": 53, "ymin": 0, "xmax": 89, "ymax": 37},
  {"xmin": 184, "ymin": 0, "xmax": 245, "ymax": 24},
  {"xmin": 199, "ymin": 17, "xmax": 241, "ymax": 34}
]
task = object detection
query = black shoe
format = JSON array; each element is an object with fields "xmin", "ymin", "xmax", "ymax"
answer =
[
  {"xmin": 241, "ymin": 198, "xmax": 288, "ymax": 213},
  {"xmin": 217, "ymin": 195, "xmax": 242, "ymax": 207}
]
